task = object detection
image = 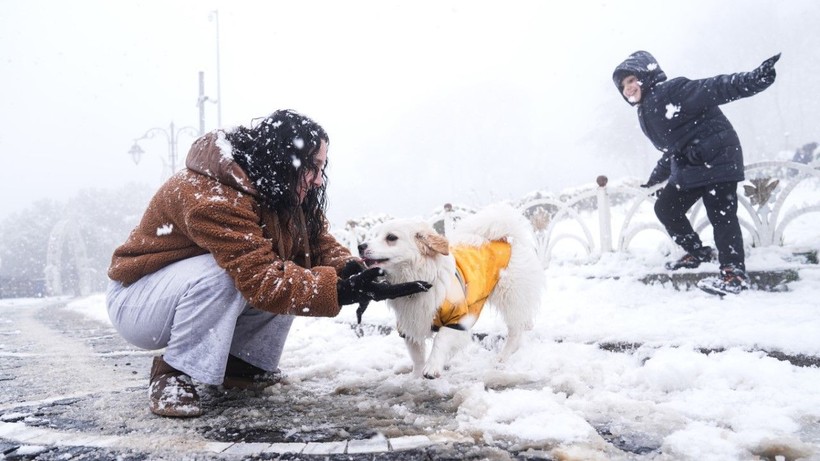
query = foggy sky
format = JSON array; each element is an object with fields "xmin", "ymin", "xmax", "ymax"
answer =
[{"xmin": 2, "ymin": 0, "xmax": 818, "ymax": 226}]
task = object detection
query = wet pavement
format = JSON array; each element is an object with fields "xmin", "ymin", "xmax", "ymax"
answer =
[
  {"xmin": 0, "ymin": 300, "xmax": 563, "ymax": 461},
  {"xmin": 3, "ymin": 287, "xmax": 818, "ymax": 461}
]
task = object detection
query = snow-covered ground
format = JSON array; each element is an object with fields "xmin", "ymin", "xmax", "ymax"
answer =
[
  {"xmin": 54, "ymin": 244, "xmax": 820, "ymax": 460},
  {"xmin": 6, "ymin": 175, "xmax": 820, "ymax": 460}
]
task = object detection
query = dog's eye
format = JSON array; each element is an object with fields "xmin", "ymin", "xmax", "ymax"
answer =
[{"xmin": 386, "ymin": 233, "xmax": 398, "ymax": 242}]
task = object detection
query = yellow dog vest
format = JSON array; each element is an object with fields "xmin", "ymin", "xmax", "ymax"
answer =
[{"xmin": 432, "ymin": 241, "xmax": 511, "ymax": 330}]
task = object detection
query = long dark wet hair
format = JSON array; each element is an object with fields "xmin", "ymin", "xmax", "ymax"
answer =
[{"xmin": 226, "ymin": 109, "xmax": 329, "ymax": 247}]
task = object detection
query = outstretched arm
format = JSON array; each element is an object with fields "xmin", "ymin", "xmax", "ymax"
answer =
[{"xmin": 672, "ymin": 53, "xmax": 781, "ymax": 112}]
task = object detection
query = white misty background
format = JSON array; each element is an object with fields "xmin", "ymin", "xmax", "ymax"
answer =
[{"xmin": 1, "ymin": 3, "xmax": 820, "ymax": 458}]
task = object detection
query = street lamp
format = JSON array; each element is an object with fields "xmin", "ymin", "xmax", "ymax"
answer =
[{"xmin": 128, "ymin": 122, "xmax": 199, "ymax": 177}]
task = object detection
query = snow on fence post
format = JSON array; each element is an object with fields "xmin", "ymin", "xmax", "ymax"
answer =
[
  {"xmin": 443, "ymin": 203, "xmax": 456, "ymax": 236},
  {"xmin": 596, "ymin": 175, "xmax": 613, "ymax": 253}
]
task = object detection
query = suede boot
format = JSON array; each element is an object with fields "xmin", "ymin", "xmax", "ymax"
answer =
[
  {"xmin": 149, "ymin": 356, "xmax": 203, "ymax": 417},
  {"xmin": 222, "ymin": 354, "xmax": 284, "ymax": 390}
]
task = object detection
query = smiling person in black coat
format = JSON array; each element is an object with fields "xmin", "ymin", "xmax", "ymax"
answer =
[{"xmin": 612, "ymin": 50, "xmax": 780, "ymax": 294}]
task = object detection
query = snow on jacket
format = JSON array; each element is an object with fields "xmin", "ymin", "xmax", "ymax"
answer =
[
  {"xmin": 108, "ymin": 131, "xmax": 354, "ymax": 317},
  {"xmin": 432, "ymin": 241, "xmax": 511, "ymax": 330},
  {"xmin": 612, "ymin": 50, "xmax": 774, "ymax": 190}
]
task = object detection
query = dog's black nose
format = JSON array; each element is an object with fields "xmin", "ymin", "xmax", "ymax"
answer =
[{"xmin": 357, "ymin": 243, "xmax": 368, "ymax": 254}]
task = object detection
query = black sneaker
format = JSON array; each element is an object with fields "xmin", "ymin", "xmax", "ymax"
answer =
[
  {"xmin": 665, "ymin": 246, "xmax": 715, "ymax": 270},
  {"xmin": 697, "ymin": 266, "xmax": 750, "ymax": 296}
]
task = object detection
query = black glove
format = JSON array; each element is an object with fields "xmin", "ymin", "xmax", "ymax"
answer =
[
  {"xmin": 337, "ymin": 267, "xmax": 432, "ymax": 306},
  {"xmin": 368, "ymin": 279, "xmax": 433, "ymax": 301},
  {"xmin": 337, "ymin": 267, "xmax": 381, "ymax": 306},
  {"xmin": 753, "ymin": 53, "xmax": 780, "ymax": 84},
  {"xmin": 640, "ymin": 183, "xmax": 663, "ymax": 198},
  {"xmin": 355, "ymin": 300, "xmax": 371, "ymax": 325},
  {"xmin": 338, "ymin": 259, "xmax": 371, "ymax": 324},
  {"xmin": 339, "ymin": 259, "xmax": 367, "ymax": 279}
]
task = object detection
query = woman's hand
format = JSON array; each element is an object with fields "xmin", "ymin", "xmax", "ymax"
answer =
[{"xmin": 337, "ymin": 267, "xmax": 431, "ymax": 306}]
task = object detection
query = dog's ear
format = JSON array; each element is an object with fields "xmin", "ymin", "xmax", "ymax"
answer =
[{"xmin": 415, "ymin": 231, "xmax": 449, "ymax": 256}]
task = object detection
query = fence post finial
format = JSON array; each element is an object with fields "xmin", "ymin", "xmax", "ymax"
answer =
[{"xmin": 596, "ymin": 175, "xmax": 613, "ymax": 253}]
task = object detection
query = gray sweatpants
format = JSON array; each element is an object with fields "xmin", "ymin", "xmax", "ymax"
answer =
[{"xmin": 106, "ymin": 254, "xmax": 294, "ymax": 385}]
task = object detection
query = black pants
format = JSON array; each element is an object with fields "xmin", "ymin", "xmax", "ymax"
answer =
[{"xmin": 654, "ymin": 181, "xmax": 745, "ymax": 271}]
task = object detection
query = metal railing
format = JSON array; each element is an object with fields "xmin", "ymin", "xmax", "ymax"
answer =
[{"xmin": 335, "ymin": 161, "xmax": 820, "ymax": 268}]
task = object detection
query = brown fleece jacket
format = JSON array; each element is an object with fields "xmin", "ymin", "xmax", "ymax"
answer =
[{"xmin": 108, "ymin": 131, "xmax": 354, "ymax": 317}]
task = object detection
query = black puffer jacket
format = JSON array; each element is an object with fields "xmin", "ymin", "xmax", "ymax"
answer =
[{"xmin": 612, "ymin": 51, "xmax": 775, "ymax": 190}]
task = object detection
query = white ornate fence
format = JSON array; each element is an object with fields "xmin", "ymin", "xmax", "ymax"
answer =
[{"xmin": 335, "ymin": 161, "xmax": 820, "ymax": 268}]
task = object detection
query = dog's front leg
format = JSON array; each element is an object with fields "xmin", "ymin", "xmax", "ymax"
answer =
[
  {"xmin": 403, "ymin": 337, "xmax": 427, "ymax": 377},
  {"xmin": 499, "ymin": 327, "xmax": 523, "ymax": 362},
  {"xmin": 423, "ymin": 327, "xmax": 470, "ymax": 379}
]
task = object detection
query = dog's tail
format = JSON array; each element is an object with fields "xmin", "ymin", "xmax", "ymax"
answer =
[
  {"xmin": 459, "ymin": 203, "xmax": 544, "ymax": 334},
  {"xmin": 451, "ymin": 203, "xmax": 535, "ymax": 247}
]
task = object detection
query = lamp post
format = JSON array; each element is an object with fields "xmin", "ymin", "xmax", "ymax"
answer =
[
  {"xmin": 209, "ymin": 10, "xmax": 222, "ymax": 128},
  {"xmin": 128, "ymin": 122, "xmax": 199, "ymax": 178}
]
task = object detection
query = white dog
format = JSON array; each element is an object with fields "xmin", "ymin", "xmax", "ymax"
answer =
[{"xmin": 358, "ymin": 204, "xmax": 544, "ymax": 378}]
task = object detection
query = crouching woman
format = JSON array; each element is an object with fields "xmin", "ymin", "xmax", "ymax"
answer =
[{"xmin": 106, "ymin": 109, "xmax": 429, "ymax": 417}]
